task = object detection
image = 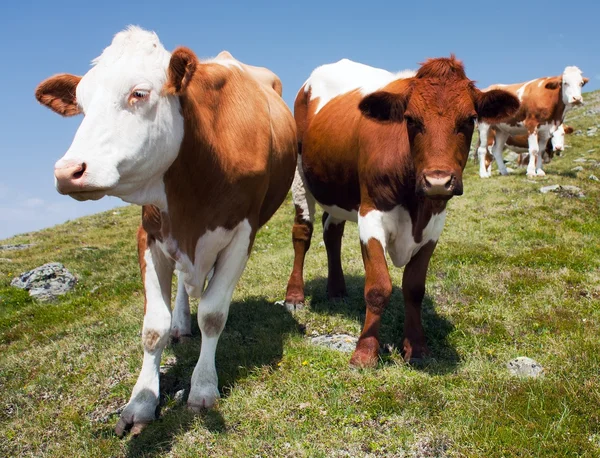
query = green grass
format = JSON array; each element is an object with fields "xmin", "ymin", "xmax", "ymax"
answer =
[{"xmin": 1, "ymin": 92, "xmax": 600, "ymax": 457}]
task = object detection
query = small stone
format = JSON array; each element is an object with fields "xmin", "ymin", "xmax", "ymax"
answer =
[
  {"xmin": 574, "ymin": 130, "xmax": 583, "ymax": 136},
  {"xmin": 505, "ymin": 167, "xmax": 515, "ymax": 174},
  {"xmin": 573, "ymin": 158, "xmax": 588, "ymax": 163},
  {"xmin": 589, "ymin": 175, "xmax": 599, "ymax": 182},
  {"xmin": 310, "ymin": 334, "xmax": 358, "ymax": 353},
  {"xmin": 587, "ymin": 149, "xmax": 596, "ymax": 153},
  {"xmin": 173, "ymin": 389, "xmax": 186, "ymax": 404},
  {"xmin": 505, "ymin": 151, "xmax": 519, "ymax": 163},
  {"xmin": 571, "ymin": 166, "xmax": 584, "ymax": 172},
  {"xmin": 0, "ymin": 258, "xmax": 12, "ymax": 263},
  {"xmin": 586, "ymin": 126, "xmax": 597, "ymax": 137},
  {"xmin": 11, "ymin": 262, "xmax": 76, "ymax": 301},
  {"xmin": 0, "ymin": 243, "xmax": 35, "ymax": 251},
  {"xmin": 540, "ymin": 184, "xmax": 560, "ymax": 194},
  {"xmin": 507, "ymin": 356, "xmax": 544, "ymax": 378}
]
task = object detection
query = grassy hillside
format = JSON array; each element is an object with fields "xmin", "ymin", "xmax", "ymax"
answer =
[{"xmin": 1, "ymin": 92, "xmax": 599, "ymax": 457}]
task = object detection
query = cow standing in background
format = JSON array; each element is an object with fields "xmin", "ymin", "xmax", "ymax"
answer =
[
  {"xmin": 477, "ymin": 124, "xmax": 573, "ymax": 172},
  {"xmin": 285, "ymin": 57, "xmax": 519, "ymax": 367},
  {"xmin": 35, "ymin": 27, "xmax": 296, "ymax": 435},
  {"xmin": 477, "ymin": 66, "xmax": 588, "ymax": 178}
]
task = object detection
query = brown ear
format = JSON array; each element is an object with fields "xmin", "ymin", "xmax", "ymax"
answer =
[
  {"xmin": 359, "ymin": 91, "xmax": 408, "ymax": 122},
  {"xmin": 35, "ymin": 74, "xmax": 82, "ymax": 116},
  {"xmin": 563, "ymin": 125, "xmax": 574, "ymax": 135},
  {"xmin": 164, "ymin": 47, "xmax": 198, "ymax": 95},
  {"xmin": 475, "ymin": 89, "xmax": 520, "ymax": 123},
  {"xmin": 583, "ymin": 77, "xmax": 589, "ymax": 86},
  {"xmin": 544, "ymin": 78, "xmax": 561, "ymax": 90}
]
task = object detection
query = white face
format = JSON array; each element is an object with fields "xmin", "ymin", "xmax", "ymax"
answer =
[
  {"xmin": 551, "ymin": 124, "xmax": 566, "ymax": 151},
  {"xmin": 561, "ymin": 66, "xmax": 585, "ymax": 105},
  {"xmin": 54, "ymin": 27, "xmax": 184, "ymax": 205}
]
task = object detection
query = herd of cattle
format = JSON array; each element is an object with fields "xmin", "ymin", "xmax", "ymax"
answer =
[{"xmin": 34, "ymin": 27, "xmax": 588, "ymax": 435}]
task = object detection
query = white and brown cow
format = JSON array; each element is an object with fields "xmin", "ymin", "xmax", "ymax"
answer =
[
  {"xmin": 35, "ymin": 27, "xmax": 297, "ymax": 435},
  {"xmin": 284, "ymin": 57, "xmax": 519, "ymax": 367},
  {"xmin": 476, "ymin": 124, "xmax": 573, "ymax": 172},
  {"xmin": 477, "ymin": 66, "xmax": 588, "ymax": 178}
]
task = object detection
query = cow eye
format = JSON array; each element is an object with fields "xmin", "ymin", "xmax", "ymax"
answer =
[
  {"xmin": 129, "ymin": 89, "xmax": 150, "ymax": 105},
  {"xmin": 405, "ymin": 115, "xmax": 424, "ymax": 132}
]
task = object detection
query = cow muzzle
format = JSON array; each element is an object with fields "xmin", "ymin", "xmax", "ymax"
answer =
[
  {"xmin": 421, "ymin": 171, "xmax": 462, "ymax": 199},
  {"xmin": 570, "ymin": 97, "xmax": 583, "ymax": 105}
]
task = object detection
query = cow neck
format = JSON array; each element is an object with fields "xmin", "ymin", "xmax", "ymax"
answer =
[
  {"xmin": 407, "ymin": 196, "xmax": 446, "ymax": 243},
  {"xmin": 552, "ymin": 87, "xmax": 567, "ymax": 123},
  {"xmin": 160, "ymin": 64, "xmax": 244, "ymax": 263}
]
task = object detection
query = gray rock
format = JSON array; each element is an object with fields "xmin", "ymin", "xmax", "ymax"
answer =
[
  {"xmin": 505, "ymin": 167, "xmax": 515, "ymax": 174},
  {"xmin": 587, "ymin": 126, "xmax": 597, "ymax": 137},
  {"xmin": 540, "ymin": 184, "xmax": 584, "ymax": 198},
  {"xmin": 539, "ymin": 184, "xmax": 561, "ymax": 194},
  {"xmin": 574, "ymin": 129, "xmax": 583, "ymax": 136},
  {"xmin": 507, "ymin": 356, "xmax": 544, "ymax": 378},
  {"xmin": 505, "ymin": 151, "xmax": 520, "ymax": 163},
  {"xmin": 589, "ymin": 175, "xmax": 599, "ymax": 182},
  {"xmin": 11, "ymin": 262, "xmax": 76, "ymax": 301},
  {"xmin": 587, "ymin": 149, "xmax": 596, "ymax": 154},
  {"xmin": 585, "ymin": 108, "xmax": 600, "ymax": 116},
  {"xmin": 571, "ymin": 166, "xmax": 584, "ymax": 172},
  {"xmin": 0, "ymin": 243, "xmax": 35, "ymax": 251},
  {"xmin": 310, "ymin": 334, "xmax": 358, "ymax": 353},
  {"xmin": 573, "ymin": 158, "xmax": 588, "ymax": 163}
]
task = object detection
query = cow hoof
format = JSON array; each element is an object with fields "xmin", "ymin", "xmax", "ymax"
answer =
[
  {"xmin": 187, "ymin": 384, "xmax": 220, "ymax": 413},
  {"xmin": 276, "ymin": 299, "xmax": 305, "ymax": 312},
  {"xmin": 170, "ymin": 333, "xmax": 193, "ymax": 344},
  {"xmin": 115, "ymin": 417, "xmax": 151, "ymax": 438},
  {"xmin": 349, "ymin": 350, "xmax": 379, "ymax": 368},
  {"xmin": 479, "ymin": 173, "xmax": 491, "ymax": 179},
  {"xmin": 187, "ymin": 396, "xmax": 219, "ymax": 413},
  {"xmin": 535, "ymin": 170, "xmax": 546, "ymax": 177}
]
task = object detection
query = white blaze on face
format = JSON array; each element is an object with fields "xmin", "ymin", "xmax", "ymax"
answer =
[
  {"xmin": 562, "ymin": 66, "xmax": 585, "ymax": 105},
  {"xmin": 55, "ymin": 26, "xmax": 184, "ymax": 205}
]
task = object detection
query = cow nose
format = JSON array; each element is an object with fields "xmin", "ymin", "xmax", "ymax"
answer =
[
  {"xmin": 572, "ymin": 97, "xmax": 583, "ymax": 105},
  {"xmin": 54, "ymin": 161, "xmax": 87, "ymax": 194},
  {"xmin": 423, "ymin": 171, "xmax": 456, "ymax": 197}
]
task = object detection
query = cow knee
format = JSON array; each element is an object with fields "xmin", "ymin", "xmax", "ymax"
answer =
[
  {"xmin": 365, "ymin": 280, "xmax": 392, "ymax": 315},
  {"xmin": 199, "ymin": 311, "xmax": 226, "ymax": 338},
  {"xmin": 142, "ymin": 325, "xmax": 170, "ymax": 352}
]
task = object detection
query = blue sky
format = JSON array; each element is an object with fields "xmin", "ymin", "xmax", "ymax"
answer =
[{"xmin": 1, "ymin": 0, "xmax": 598, "ymax": 239}]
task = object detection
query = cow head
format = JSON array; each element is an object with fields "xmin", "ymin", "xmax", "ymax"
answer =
[
  {"xmin": 545, "ymin": 66, "xmax": 588, "ymax": 106},
  {"xmin": 35, "ymin": 26, "xmax": 185, "ymax": 205},
  {"xmin": 359, "ymin": 56, "xmax": 520, "ymax": 199}
]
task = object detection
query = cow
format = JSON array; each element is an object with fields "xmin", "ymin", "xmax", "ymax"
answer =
[
  {"xmin": 35, "ymin": 26, "xmax": 297, "ymax": 435},
  {"xmin": 477, "ymin": 124, "xmax": 573, "ymax": 172},
  {"xmin": 284, "ymin": 56, "xmax": 519, "ymax": 368},
  {"xmin": 476, "ymin": 66, "xmax": 588, "ymax": 178}
]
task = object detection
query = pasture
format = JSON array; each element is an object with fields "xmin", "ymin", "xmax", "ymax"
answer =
[{"xmin": 1, "ymin": 92, "xmax": 599, "ymax": 457}]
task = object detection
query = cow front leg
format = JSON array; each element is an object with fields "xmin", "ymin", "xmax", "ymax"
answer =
[
  {"xmin": 170, "ymin": 271, "xmax": 192, "ymax": 341},
  {"xmin": 525, "ymin": 124, "xmax": 541, "ymax": 177},
  {"xmin": 187, "ymin": 222, "xmax": 254, "ymax": 412},
  {"xmin": 401, "ymin": 241, "xmax": 436, "ymax": 361},
  {"xmin": 535, "ymin": 132, "xmax": 550, "ymax": 175},
  {"xmin": 490, "ymin": 130, "xmax": 510, "ymax": 175},
  {"xmin": 351, "ymin": 210, "xmax": 392, "ymax": 368},
  {"xmin": 116, "ymin": 228, "xmax": 174, "ymax": 437},
  {"xmin": 322, "ymin": 212, "xmax": 347, "ymax": 299},
  {"xmin": 285, "ymin": 165, "xmax": 316, "ymax": 308},
  {"xmin": 477, "ymin": 122, "xmax": 492, "ymax": 178}
]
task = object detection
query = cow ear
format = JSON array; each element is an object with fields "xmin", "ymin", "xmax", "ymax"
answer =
[
  {"xmin": 582, "ymin": 77, "xmax": 589, "ymax": 86},
  {"xmin": 359, "ymin": 91, "xmax": 407, "ymax": 122},
  {"xmin": 475, "ymin": 89, "xmax": 520, "ymax": 123},
  {"xmin": 35, "ymin": 74, "xmax": 82, "ymax": 116},
  {"xmin": 563, "ymin": 125, "xmax": 574, "ymax": 134},
  {"xmin": 165, "ymin": 47, "xmax": 198, "ymax": 95},
  {"xmin": 544, "ymin": 79, "xmax": 561, "ymax": 90}
]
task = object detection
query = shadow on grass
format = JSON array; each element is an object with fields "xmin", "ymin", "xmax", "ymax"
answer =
[
  {"xmin": 125, "ymin": 296, "xmax": 301, "ymax": 457},
  {"xmin": 304, "ymin": 274, "xmax": 459, "ymax": 375}
]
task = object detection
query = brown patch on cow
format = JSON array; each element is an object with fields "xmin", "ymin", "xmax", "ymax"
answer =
[
  {"xmin": 143, "ymin": 329, "xmax": 161, "ymax": 352},
  {"xmin": 202, "ymin": 312, "xmax": 225, "ymax": 337},
  {"xmin": 35, "ymin": 74, "xmax": 83, "ymax": 117},
  {"xmin": 137, "ymin": 226, "xmax": 150, "ymax": 314},
  {"xmin": 158, "ymin": 47, "xmax": 297, "ymax": 263}
]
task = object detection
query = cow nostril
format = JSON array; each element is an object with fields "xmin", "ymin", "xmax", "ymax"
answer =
[{"xmin": 72, "ymin": 163, "xmax": 86, "ymax": 180}]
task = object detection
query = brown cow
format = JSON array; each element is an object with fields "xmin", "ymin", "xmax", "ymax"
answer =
[
  {"xmin": 35, "ymin": 27, "xmax": 296, "ymax": 435},
  {"xmin": 476, "ymin": 67, "xmax": 587, "ymax": 178},
  {"xmin": 284, "ymin": 57, "xmax": 519, "ymax": 367}
]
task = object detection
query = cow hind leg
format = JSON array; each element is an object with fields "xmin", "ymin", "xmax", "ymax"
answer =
[
  {"xmin": 285, "ymin": 163, "xmax": 316, "ymax": 309},
  {"xmin": 322, "ymin": 212, "xmax": 347, "ymax": 300},
  {"xmin": 116, "ymin": 231, "xmax": 174, "ymax": 437},
  {"xmin": 477, "ymin": 122, "xmax": 492, "ymax": 178},
  {"xmin": 187, "ymin": 221, "xmax": 254, "ymax": 412},
  {"xmin": 170, "ymin": 271, "xmax": 192, "ymax": 341},
  {"xmin": 490, "ymin": 130, "xmax": 510, "ymax": 176},
  {"xmin": 525, "ymin": 125, "xmax": 541, "ymax": 177}
]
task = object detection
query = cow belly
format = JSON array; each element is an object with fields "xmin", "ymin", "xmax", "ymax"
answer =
[
  {"xmin": 320, "ymin": 204, "xmax": 358, "ymax": 223},
  {"xmin": 383, "ymin": 206, "xmax": 446, "ymax": 268}
]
